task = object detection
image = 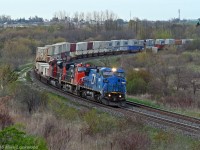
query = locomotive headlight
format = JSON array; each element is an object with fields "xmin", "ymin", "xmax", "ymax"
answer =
[
  {"xmin": 119, "ymin": 95, "xmax": 122, "ymax": 98},
  {"xmin": 121, "ymin": 82, "xmax": 126, "ymax": 84},
  {"xmin": 108, "ymin": 94, "xmax": 111, "ymax": 97},
  {"xmin": 112, "ymin": 68, "xmax": 117, "ymax": 72}
]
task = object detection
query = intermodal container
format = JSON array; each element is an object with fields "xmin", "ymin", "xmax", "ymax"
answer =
[
  {"xmin": 70, "ymin": 43, "xmax": 76, "ymax": 52},
  {"xmin": 111, "ymin": 40, "xmax": 120, "ymax": 50},
  {"xmin": 87, "ymin": 42, "xmax": 93, "ymax": 50},
  {"xmin": 120, "ymin": 40, "xmax": 128, "ymax": 50}
]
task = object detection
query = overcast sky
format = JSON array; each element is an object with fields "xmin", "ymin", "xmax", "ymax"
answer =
[{"xmin": 0, "ymin": 0, "xmax": 199, "ymax": 21}]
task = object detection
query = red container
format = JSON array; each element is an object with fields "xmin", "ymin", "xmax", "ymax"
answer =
[
  {"xmin": 70, "ymin": 43, "xmax": 76, "ymax": 52},
  {"xmin": 87, "ymin": 42, "xmax": 93, "ymax": 50},
  {"xmin": 175, "ymin": 39, "xmax": 182, "ymax": 45}
]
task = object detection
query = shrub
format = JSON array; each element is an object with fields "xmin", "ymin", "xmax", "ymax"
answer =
[
  {"xmin": 126, "ymin": 69, "xmax": 151, "ymax": 94},
  {"xmin": 127, "ymin": 78, "xmax": 147, "ymax": 94},
  {"xmin": 162, "ymin": 91, "xmax": 193, "ymax": 108},
  {"xmin": 82, "ymin": 109, "xmax": 118, "ymax": 135},
  {"xmin": 115, "ymin": 131, "xmax": 151, "ymax": 150},
  {"xmin": 15, "ymin": 84, "xmax": 48, "ymax": 114},
  {"xmin": 0, "ymin": 112, "xmax": 13, "ymax": 130},
  {"xmin": 183, "ymin": 39, "xmax": 200, "ymax": 51},
  {"xmin": 83, "ymin": 109, "xmax": 100, "ymax": 135},
  {"xmin": 181, "ymin": 52, "xmax": 193, "ymax": 62},
  {"xmin": 0, "ymin": 125, "xmax": 48, "ymax": 149}
]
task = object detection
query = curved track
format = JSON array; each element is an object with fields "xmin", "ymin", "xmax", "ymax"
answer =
[
  {"xmin": 126, "ymin": 101, "xmax": 200, "ymax": 135},
  {"xmin": 31, "ymin": 69, "xmax": 200, "ymax": 138}
]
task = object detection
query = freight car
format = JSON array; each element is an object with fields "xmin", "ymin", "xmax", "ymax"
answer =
[
  {"xmin": 36, "ymin": 38, "xmax": 193, "ymax": 63},
  {"xmin": 35, "ymin": 61, "xmax": 126, "ymax": 107}
]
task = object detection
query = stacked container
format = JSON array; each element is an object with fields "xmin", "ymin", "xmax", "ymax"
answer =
[
  {"xmin": 36, "ymin": 47, "xmax": 48, "ymax": 62},
  {"xmin": 146, "ymin": 39, "xmax": 155, "ymax": 48},
  {"xmin": 120, "ymin": 40, "xmax": 128, "ymax": 51},
  {"xmin": 155, "ymin": 39, "xmax": 165, "ymax": 50},
  {"xmin": 127, "ymin": 39, "xmax": 141, "ymax": 51},
  {"xmin": 76, "ymin": 42, "xmax": 87, "ymax": 56},
  {"xmin": 165, "ymin": 39, "xmax": 175, "ymax": 45},
  {"xmin": 53, "ymin": 43, "xmax": 62, "ymax": 55},
  {"xmin": 93, "ymin": 41, "xmax": 103, "ymax": 54},
  {"xmin": 104, "ymin": 41, "xmax": 112, "ymax": 52},
  {"xmin": 175, "ymin": 39, "xmax": 182, "ymax": 45},
  {"xmin": 37, "ymin": 62, "xmax": 49, "ymax": 75},
  {"xmin": 182, "ymin": 39, "xmax": 193, "ymax": 44},
  {"xmin": 87, "ymin": 41, "xmax": 94, "ymax": 55},
  {"xmin": 111, "ymin": 40, "xmax": 120, "ymax": 51},
  {"xmin": 70, "ymin": 43, "xmax": 76, "ymax": 58}
]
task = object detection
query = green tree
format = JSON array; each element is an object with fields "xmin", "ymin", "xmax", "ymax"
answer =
[
  {"xmin": 3, "ymin": 39, "xmax": 31, "ymax": 69},
  {"xmin": 0, "ymin": 126, "xmax": 47, "ymax": 150},
  {"xmin": 0, "ymin": 65, "xmax": 18, "ymax": 91},
  {"xmin": 154, "ymin": 29, "xmax": 172, "ymax": 39}
]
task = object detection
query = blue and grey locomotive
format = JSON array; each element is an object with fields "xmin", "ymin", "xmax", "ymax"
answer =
[{"xmin": 83, "ymin": 67, "xmax": 126, "ymax": 106}]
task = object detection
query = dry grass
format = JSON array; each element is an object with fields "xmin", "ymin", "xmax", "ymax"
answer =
[{"xmin": 3, "ymin": 89, "xmax": 200, "ymax": 150}]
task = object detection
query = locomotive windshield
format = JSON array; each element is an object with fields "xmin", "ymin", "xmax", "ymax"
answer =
[
  {"xmin": 102, "ymin": 71, "xmax": 113, "ymax": 78},
  {"xmin": 114, "ymin": 72, "xmax": 125, "ymax": 78},
  {"xmin": 78, "ymin": 67, "xmax": 86, "ymax": 72}
]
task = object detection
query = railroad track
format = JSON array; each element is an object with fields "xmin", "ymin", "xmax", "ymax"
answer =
[
  {"xmin": 125, "ymin": 101, "xmax": 200, "ymax": 136},
  {"xmin": 30, "ymin": 49, "xmax": 200, "ymax": 138}
]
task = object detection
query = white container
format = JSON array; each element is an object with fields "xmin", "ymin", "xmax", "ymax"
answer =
[
  {"xmin": 45, "ymin": 45, "xmax": 54, "ymax": 56},
  {"xmin": 98, "ymin": 41, "xmax": 107, "ymax": 53},
  {"xmin": 38, "ymin": 63, "xmax": 49, "ymax": 75},
  {"xmin": 42, "ymin": 66, "xmax": 49, "ymax": 76},
  {"xmin": 146, "ymin": 39, "xmax": 155, "ymax": 46},
  {"xmin": 165, "ymin": 39, "xmax": 175, "ymax": 45},
  {"xmin": 104, "ymin": 41, "xmax": 112, "ymax": 52},
  {"xmin": 76, "ymin": 42, "xmax": 87, "ymax": 56},
  {"xmin": 139, "ymin": 40, "xmax": 144, "ymax": 46},
  {"xmin": 57, "ymin": 42, "xmax": 70, "ymax": 53},
  {"xmin": 93, "ymin": 41, "xmax": 107, "ymax": 53},
  {"xmin": 182, "ymin": 39, "xmax": 193, "ymax": 44},
  {"xmin": 53, "ymin": 43, "xmax": 62, "ymax": 55},
  {"xmin": 155, "ymin": 39, "xmax": 165, "ymax": 45},
  {"xmin": 128, "ymin": 39, "xmax": 138, "ymax": 46},
  {"xmin": 93, "ymin": 41, "xmax": 103, "ymax": 54},
  {"xmin": 35, "ymin": 62, "xmax": 48, "ymax": 70},
  {"xmin": 120, "ymin": 40, "xmax": 128, "ymax": 50},
  {"xmin": 111, "ymin": 40, "xmax": 120, "ymax": 50}
]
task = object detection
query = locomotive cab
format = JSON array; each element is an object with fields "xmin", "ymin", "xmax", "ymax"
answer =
[
  {"xmin": 83, "ymin": 67, "xmax": 126, "ymax": 106},
  {"xmin": 101, "ymin": 68, "xmax": 126, "ymax": 106}
]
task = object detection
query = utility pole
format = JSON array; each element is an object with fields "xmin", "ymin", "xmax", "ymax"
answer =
[{"xmin": 178, "ymin": 9, "xmax": 180, "ymax": 22}]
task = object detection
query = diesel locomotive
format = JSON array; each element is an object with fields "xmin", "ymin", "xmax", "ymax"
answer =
[{"xmin": 35, "ymin": 59, "xmax": 126, "ymax": 107}]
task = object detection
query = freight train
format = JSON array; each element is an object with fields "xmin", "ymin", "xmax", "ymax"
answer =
[
  {"xmin": 35, "ymin": 61, "xmax": 126, "ymax": 106},
  {"xmin": 35, "ymin": 38, "xmax": 192, "ymax": 62},
  {"xmin": 35, "ymin": 38, "xmax": 192, "ymax": 106}
]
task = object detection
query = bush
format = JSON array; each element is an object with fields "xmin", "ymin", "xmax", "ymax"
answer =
[
  {"xmin": 126, "ymin": 70, "xmax": 151, "ymax": 94},
  {"xmin": 162, "ymin": 91, "xmax": 193, "ymax": 108},
  {"xmin": 115, "ymin": 131, "xmax": 151, "ymax": 150},
  {"xmin": 127, "ymin": 78, "xmax": 147, "ymax": 94},
  {"xmin": 15, "ymin": 84, "xmax": 48, "ymax": 114},
  {"xmin": 0, "ymin": 125, "xmax": 48, "ymax": 149},
  {"xmin": 82, "ymin": 109, "xmax": 118, "ymax": 135},
  {"xmin": 181, "ymin": 52, "xmax": 193, "ymax": 62},
  {"xmin": 0, "ymin": 112, "xmax": 13, "ymax": 130},
  {"xmin": 183, "ymin": 39, "xmax": 200, "ymax": 51}
]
